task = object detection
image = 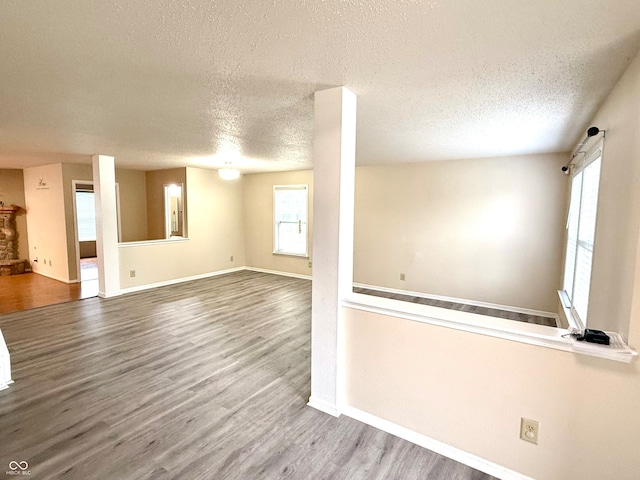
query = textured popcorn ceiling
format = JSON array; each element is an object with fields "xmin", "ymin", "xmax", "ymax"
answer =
[{"xmin": 0, "ymin": 1, "xmax": 639, "ymax": 172}]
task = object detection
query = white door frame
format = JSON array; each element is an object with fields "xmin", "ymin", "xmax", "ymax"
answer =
[{"xmin": 71, "ymin": 180, "xmax": 122, "ymax": 282}]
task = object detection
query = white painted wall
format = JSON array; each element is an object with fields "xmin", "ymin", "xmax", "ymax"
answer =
[
  {"xmin": 242, "ymin": 154, "xmax": 567, "ymax": 319},
  {"xmin": 343, "ymin": 305, "xmax": 640, "ymax": 480},
  {"xmin": 341, "ymin": 47, "xmax": 640, "ymax": 480},
  {"xmin": 118, "ymin": 167, "xmax": 245, "ymax": 289},
  {"xmin": 115, "ymin": 168, "xmax": 148, "ymax": 242},
  {"xmin": 354, "ymin": 153, "xmax": 568, "ymax": 313},
  {"xmin": 23, "ymin": 163, "xmax": 70, "ymax": 282},
  {"xmin": 586, "ymin": 49, "xmax": 640, "ymax": 338},
  {"xmin": 243, "ymin": 170, "xmax": 313, "ymax": 276}
]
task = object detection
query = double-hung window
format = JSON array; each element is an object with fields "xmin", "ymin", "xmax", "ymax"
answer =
[
  {"xmin": 562, "ymin": 142, "xmax": 603, "ymax": 328},
  {"xmin": 274, "ymin": 185, "xmax": 309, "ymax": 256}
]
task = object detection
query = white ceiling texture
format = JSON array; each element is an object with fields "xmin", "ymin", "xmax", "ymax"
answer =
[{"xmin": 0, "ymin": 1, "xmax": 639, "ymax": 172}]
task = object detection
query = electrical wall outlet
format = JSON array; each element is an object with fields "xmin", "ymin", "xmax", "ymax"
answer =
[
  {"xmin": 129, "ymin": 270, "xmax": 136, "ymax": 278},
  {"xmin": 400, "ymin": 273, "xmax": 405, "ymax": 281},
  {"xmin": 230, "ymin": 255, "xmax": 234, "ymax": 262},
  {"xmin": 49, "ymin": 260, "xmax": 52, "ymax": 266},
  {"xmin": 520, "ymin": 418, "xmax": 539, "ymax": 444},
  {"xmin": 308, "ymin": 261, "xmax": 312, "ymax": 268}
]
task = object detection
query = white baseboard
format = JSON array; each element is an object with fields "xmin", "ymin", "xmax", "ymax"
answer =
[
  {"xmin": 0, "ymin": 379, "xmax": 14, "ymax": 391},
  {"xmin": 354, "ymin": 283, "xmax": 558, "ymax": 324},
  {"xmin": 31, "ymin": 270, "xmax": 74, "ymax": 284},
  {"xmin": 341, "ymin": 405, "xmax": 534, "ymax": 480},
  {"xmin": 98, "ymin": 290, "xmax": 122, "ymax": 299},
  {"xmin": 245, "ymin": 266, "xmax": 312, "ymax": 281},
  {"xmin": 307, "ymin": 396, "xmax": 339, "ymax": 417},
  {"xmin": 118, "ymin": 267, "xmax": 246, "ymax": 295}
]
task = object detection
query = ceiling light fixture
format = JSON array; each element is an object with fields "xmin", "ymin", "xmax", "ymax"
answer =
[{"xmin": 218, "ymin": 163, "xmax": 240, "ymax": 181}]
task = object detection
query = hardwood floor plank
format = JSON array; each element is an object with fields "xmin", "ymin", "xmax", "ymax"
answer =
[
  {"xmin": 0, "ymin": 272, "xmax": 98, "ymax": 315},
  {"xmin": 0, "ymin": 271, "xmax": 497, "ymax": 480}
]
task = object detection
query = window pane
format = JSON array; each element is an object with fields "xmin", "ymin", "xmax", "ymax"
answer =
[
  {"xmin": 577, "ymin": 158, "xmax": 601, "ymax": 251},
  {"xmin": 276, "ymin": 222, "xmax": 308, "ymax": 255},
  {"xmin": 76, "ymin": 192, "xmax": 96, "ymax": 241},
  {"xmin": 572, "ymin": 157, "xmax": 601, "ymax": 324},
  {"xmin": 573, "ymin": 245, "xmax": 592, "ymax": 323},
  {"xmin": 275, "ymin": 189, "xmax": 307, "ymax": 222},
  {"xmin": 563, "ymin": 173, "xmax": 583, "ymax": 297},
  {"xmin": 274, "ymin": 186, "xmax": 308, "ymax": 255}
]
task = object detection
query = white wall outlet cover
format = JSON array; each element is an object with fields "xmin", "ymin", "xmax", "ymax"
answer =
[{"xmin": 520, "ymin": 417, "xmax": 539, "ymax": 444}]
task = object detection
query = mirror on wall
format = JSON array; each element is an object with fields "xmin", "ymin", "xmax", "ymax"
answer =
[{"xmin": 164, "ymin": 183, "xmax": 184, "ymax": 238}]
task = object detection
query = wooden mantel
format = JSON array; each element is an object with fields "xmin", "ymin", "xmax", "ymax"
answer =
[{"xmin": 0, "ymin": 205, "xmax": 21, "ymax": 214}]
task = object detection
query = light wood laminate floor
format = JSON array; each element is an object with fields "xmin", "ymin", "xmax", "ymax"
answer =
[
  {"xmin": 0, "ymin": 272, "xmax": 97, "ymax": 315},
  {"xmin": 0, "ymin": 271, "xmax": 497, "ymax": 480}
]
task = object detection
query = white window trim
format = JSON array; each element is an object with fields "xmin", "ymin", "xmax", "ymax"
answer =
[
  {"xmin": 273, "ymin": 184, "xmax": 309, "ymax": 258},
  {"xmin": 561, "ymin": 138, "xmax": 604, "ymax": 331}
]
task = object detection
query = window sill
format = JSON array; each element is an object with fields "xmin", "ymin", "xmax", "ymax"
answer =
[
  {"xmin": 272, "ymin": 252, "xmax": 309, "ymax": 259},
  {"xmin": 342, "ymin": 292, "xmax": 638, "ymax": 364}
]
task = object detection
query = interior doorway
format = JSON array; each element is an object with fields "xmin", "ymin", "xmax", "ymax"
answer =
[
  {"xmin": 72, "ymin": 181, "xmax": 99, "ymax": 298},
  {"xmin": 72, "ymin": 180, "xmax": 122, "ymax": 298}
]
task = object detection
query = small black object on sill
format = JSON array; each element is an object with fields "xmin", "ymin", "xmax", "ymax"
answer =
[{"xmin": 577, "ymin": 329, "xmax": 610, "ymax": 345}]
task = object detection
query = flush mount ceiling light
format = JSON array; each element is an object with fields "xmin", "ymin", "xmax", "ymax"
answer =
[{"xmin": 218, "ymin": 164, "xmax": 240, "ymax": 181}]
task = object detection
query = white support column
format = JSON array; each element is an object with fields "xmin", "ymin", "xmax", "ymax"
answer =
[
  {"xmin": 92, "ymin": 155, "xmax": 120, "ymax": 298},
  {"xmin": 308, "ymin": 86, "xmax": 357, "ymax": 417},
  {"xmin": 0, "ymin": 328, "xmax": 13, "ymax": 391}
]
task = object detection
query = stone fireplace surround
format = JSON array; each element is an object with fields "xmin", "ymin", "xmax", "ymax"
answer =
[{"xmin": 0, "ymin": 205, "xmax": 30, "ymax": 276}]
